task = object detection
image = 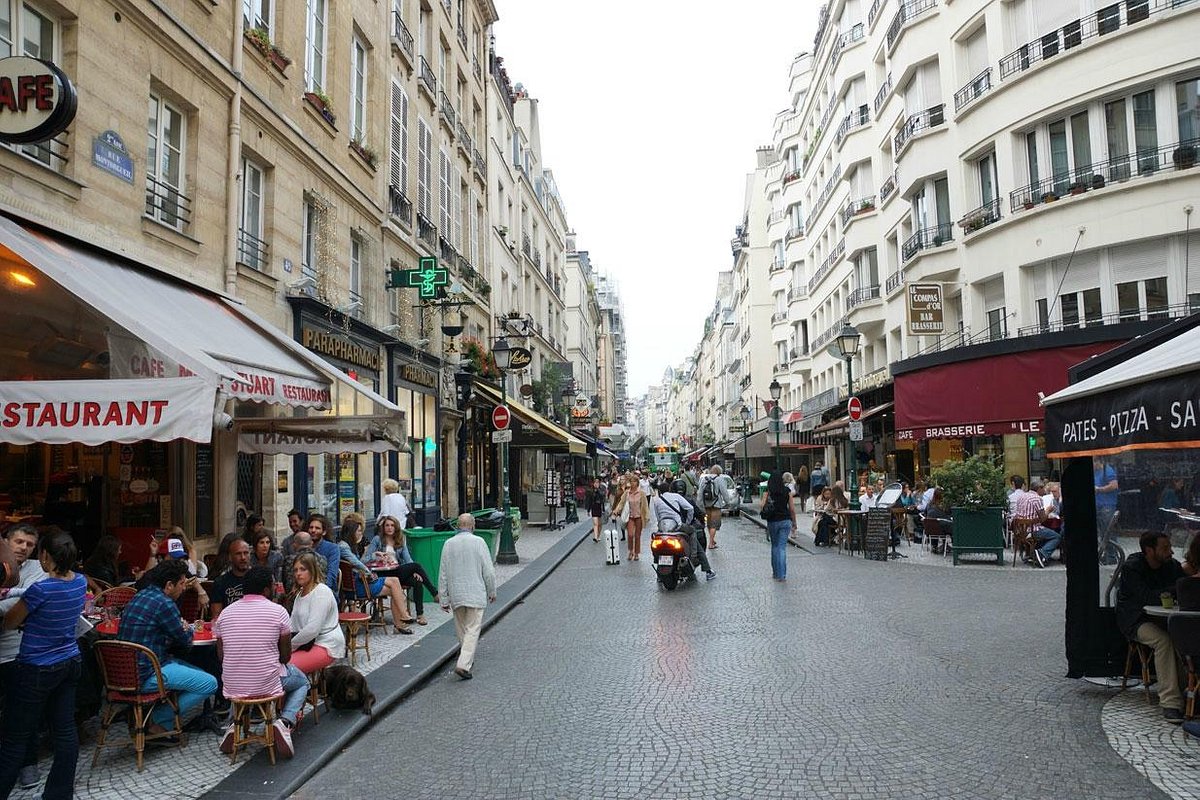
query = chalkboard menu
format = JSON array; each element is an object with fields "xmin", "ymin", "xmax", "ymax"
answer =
[
  {"xmin": 864, "ymin": 508, "xmax": 891, "ymax": 561},
  {"xmin": 195, "ymin": 445, "xmax": 214, "ymax": 538}
]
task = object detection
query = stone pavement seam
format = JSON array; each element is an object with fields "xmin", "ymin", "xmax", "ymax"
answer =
[{"xmin": 199, "ymin": 520, "xmax": 593, "ymax": 800}]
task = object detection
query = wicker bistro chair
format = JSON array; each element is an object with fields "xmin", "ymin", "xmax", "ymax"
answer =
[
  {"xmin": 1011, "ymin": 518, "xmax": 1038, "ymax": 567},
  {"xmin": 1123, "ymin": 639, "xmax": 1157, "ymax": 701},
  {"xmin": 921, "ymin": 516, "xmax": 951, "ymax": 557},
  {"xmin": 228, "ymin": 693, "xmax": 286, "ymax": 765},
  {"xmin": 1169, "ymin": 615, "xmax": 1200, "ymax": 718},
  {"xmin": 92, "ymin": 640, "xmax": 185, "ymax": 772},
  {"xmin": 94, "ymin": 585, "xmax": 137, "ymax": 614}
]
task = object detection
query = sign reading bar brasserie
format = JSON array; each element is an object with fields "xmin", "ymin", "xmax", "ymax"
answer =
[
  {"xmin": 906, "ymin": 283, "xmax": 944, "ymax": 336},
  {"xmin": 302, "ymin": 327, "xmax": 381, "ymax": 371}
]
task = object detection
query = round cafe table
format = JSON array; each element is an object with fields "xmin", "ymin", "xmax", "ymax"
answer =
[
  {"xmin": 1143, "ymin": 605, "xmax": 1200, "ymax": 619},
  {"xmin": 93, "ymin": 617, "xmax": 217, "ymax": 644}
]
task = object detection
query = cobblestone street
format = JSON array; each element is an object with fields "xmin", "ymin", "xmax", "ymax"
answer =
[{"xmin": 294, "ymin": 515, "xmax": 1179, "ymax": 799}]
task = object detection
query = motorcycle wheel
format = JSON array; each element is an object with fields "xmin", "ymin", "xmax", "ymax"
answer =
[{"xmin": 659, "ymin": 571, "xmax": 679, "ymax": 591}]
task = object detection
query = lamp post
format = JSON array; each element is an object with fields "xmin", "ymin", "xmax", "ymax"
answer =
[
  {"xmin": 835, "ymin": 322, "xmax": 862, "ymax": 510},
  {"xmin": 740, "ymin": 404, "xmax": 752, "ymax": 502},
  {"xmin": 769, "ymin": 379, "xmax": 783, "ymax": 474},
  {"xmin": 492, "ymin": 336, "xmax": 518, "ymax": 564}
]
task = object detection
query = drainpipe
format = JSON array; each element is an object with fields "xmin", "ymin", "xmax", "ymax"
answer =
[{"xmin": 224, "ymin": 6, "xmax": 245, "ymax": 294}]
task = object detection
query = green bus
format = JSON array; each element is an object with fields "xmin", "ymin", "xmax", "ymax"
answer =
[{"xmin": 648, "ymin": 445, "xmax": 682, "ymax": 474}]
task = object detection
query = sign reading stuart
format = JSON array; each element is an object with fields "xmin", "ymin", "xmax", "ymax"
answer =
[
  {"xmin": 0, "ymin": 57, "xmax": 77, "ymax": 144},
  {"xmin": 906, "ymin": 283, "xmax": 944, "ymax": 336}
]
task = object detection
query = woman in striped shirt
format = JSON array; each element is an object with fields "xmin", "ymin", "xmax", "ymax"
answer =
[{"xmin": 0, "ymin": 529, "xmax": 88, "ymax": 800}]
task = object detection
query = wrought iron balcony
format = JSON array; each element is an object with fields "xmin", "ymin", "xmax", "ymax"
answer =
[
  {"xmin": 782, "ymin": 168, "xmax": 802, "ymax": 186},
  {"xmin": 787, "ymin": 285, "xmax": 807, "ymax": 302},
  {"xmin": 418, "ymin": 56, "xmax": 437, "ymax": 98},
  {"xmin": 786, "ymin": 223, "xmax": 806, "ymax": 242},
  {"xmin": 472, "ymin": 146, "xmax": 486, "ymax": 178},
  {"xmin": 439, "ymin": 91, "xmax": 457, "ymax": 130},
  {"xmin": 894, "ymin": 103, "xmax": 946, "ymax": 156},
  {"xmin": 868, "ymin": 0, "xmax": 887, "ymax": 28},
  {"xmin": 879, "ymin": 171, "xmax": 898, "ymax": 204},
  {"xmin": 391, "ymin": 12, "xmax": 415, "ymax": 65},
  {"xmin": 811, "ymin": 318, "xmax": 848, "ymax": 353},
  {"xmin": 901, "ymin": 223, "xmax": 953, "ymax": 262},
  {"xmin": 773, "ymin": 362, "xmax": 790, "ymax": 376},
  {"xmin": 835, "ymin": 104, "xmax": 870, "ymax": 147},
  {"xmin": 811, "ymin": 164, "xmax": 843, "ymax": 219},
  {"xmin": 417, "ymin": 213, "xmax": 437, "ymax": 249},
  {"xmin": 770, "ymin": 258, "xmax": 788, "ymax": 274},
  {"xmin": 873, "ymin": 73, "xmax": 893, "ymax": 115},
  {"xmin": 457, "ymin": 19, "xmax": 468, "ymax": 51},
  {"xmin": 886, "ymin": 0, "xmax": 937, "ymax": 51},
  {"xmin": 457, "ymin": 121, "xmax": 473, "ymax": 156},
  {"xmin": 439, "ymin": 235, "xmax": 457, "ymax": 264},
  {"xmin": 885, "ymin": 270, "xmax": 904, "ymax": 295},
  {"xmin": 144, "ymin": 174, "xmax": 193, "ymax": 230},
  {"xmin": 388, "ymin": 185, "xmax": 412, "ymax": 227},
  {"xmin": 1015, "ymin": 301, "xmax": 1193, "ymax": 337},
  {"xmin": 522, "ymin": 233, "xmax": 532, "ymax": 258},
  {"xmin": 472, "ymin": 55, "xmax": 482, "ymax": 83},
  {"xmin": 807, "ymin": 238, "xmax": 846, "ymax": 294},
  {"xmin": 848, "ymin": 285, "xmax": 881, "ymax": 309},
  {"xmin": 958, "ymin": 198, "xmax": 1001, "ymax": 235},
  {"xmin": 1000, "ymin": 0, "xmax": 1154, "ymax": 82},
  {"xmin": 771, "ymin": 311, "xmax": 788, "ymax": 324},
  {"xmin": 236, "ymin": 228, "xmax": 269, "ymax": 271},
  {"xmin": 840, "ymin": 196, "xmax": 877, "ymax": 228},
  {"xmin": 954, "ymin": 67, "xmax": 992, "ymax": 112}
]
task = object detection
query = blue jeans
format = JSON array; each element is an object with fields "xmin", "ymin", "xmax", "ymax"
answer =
[
  {"xmin": 0, "ymin": 656, "xmax": 81, "ymax": 800},
  {"xmin": 143, "ymin": 660, "xmax": 218, "ymax": 727},
  {"xmin": 1036, "ymin": 527, "xmax": 1062, "ymax": 561},
  {"xmin": 768, "ymin": 519, "xmax": 791, "ymax": 580},
  {"xmin": 279, "ymin": 663, "xmax": 310, "ymax": 725}
]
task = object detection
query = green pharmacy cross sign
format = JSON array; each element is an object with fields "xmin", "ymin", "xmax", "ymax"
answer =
[{"xmin": 387, "ymin": 257, "xmax": 447, "ymax": 298}]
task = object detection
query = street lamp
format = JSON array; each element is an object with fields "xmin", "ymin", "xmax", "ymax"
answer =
[
  {"xmin": 491, "ymin": 336, "xmax": 518, "ymax": 564},
  {"xmin": 740, "ymin": 404, "xmax": 752, "ymax": 502},
  {"xmin": 835, "ymin": 322, "xmax": 862, "ymax": 510},
  {"xmin": 769, "ymin": 379, "xmax": 783, "ymax": 475}
]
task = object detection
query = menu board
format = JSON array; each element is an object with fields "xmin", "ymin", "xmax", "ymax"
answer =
[
  {"xmin": 864, "ymin": 508, "xmax": 891, "ymax": 561},
  {"xmin": 194, "ymin": 445, "xmax": 214, "ymax": 538},
  {"xmin": 544, "ymin": 470, "xmax": 561, "ymax": 507}
]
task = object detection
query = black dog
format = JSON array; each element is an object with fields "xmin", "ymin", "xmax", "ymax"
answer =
[{"xmin": 324, "ymin": 665, "xmax": 375, "ymax": 716}]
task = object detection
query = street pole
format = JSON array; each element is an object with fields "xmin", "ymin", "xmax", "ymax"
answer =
[
  {"xmin": 742, "ymin": 427, "xmax": 750, "ymax": 502},
  {"xmin": 846, "ymin": 356, "xmax": 858, "ymax": 511},
  {"xmin": 496, "ymin": 369, "xmax": 518, "ymax": 564},
  {"xmin": 773, "ymin": 406, "xmax": 782, "ymax": 474}
]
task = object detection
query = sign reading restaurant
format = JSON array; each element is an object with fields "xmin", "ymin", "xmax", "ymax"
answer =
[{"xmin": 906, "ymin": 283, "xmax": 944, "ymax": 336}]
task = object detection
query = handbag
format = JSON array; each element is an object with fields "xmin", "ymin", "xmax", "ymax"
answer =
[{"xmin": 619, "ymin": 501, "xmax": 631, "ymax": 525}]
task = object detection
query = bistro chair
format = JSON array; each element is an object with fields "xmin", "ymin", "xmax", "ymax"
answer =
[
  {"xmin": 92, "ymin": 640, "xmax": 185, "ymax": 772},
  {"xmin": 227, "ymin": 693, "xmax": 285, "ymax": 765},
  {"xmin": 339, "ymin": 610, "xmax": 372, "ymax": 665},
  {"xmin": 94, "ymin": 585, "xmax": 137, "ymax": 614},
  {"xmin": 921, "ymin": 516, "xmax": 951, "ymax": 557},
  {"xmin": 338, "ymin": 563, "xmax": 367, "ymax": 613},
  {"xmin": 1169, "ymin": 615, "xmax": 1200, "ymax": 718},
  {"xmin": 1122, "ymin": 640, "xmax": 1156, "ymax": 702},
  {"xmin": 1011, "ymin": 518, "xmax": 1038, "ymax": 566},
  {"xmin": 299, "ymin": 668, "xmax": 326, "ymax": 726}
]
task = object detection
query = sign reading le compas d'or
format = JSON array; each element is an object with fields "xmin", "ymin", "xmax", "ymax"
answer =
[{"xmin": 0, "ymin": 56, "xmax": 77, "ymax": 145}]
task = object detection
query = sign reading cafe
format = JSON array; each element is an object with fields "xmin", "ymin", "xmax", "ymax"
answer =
[{"xmin": 0, "ymin": 56, "xmax": 77, "ymax": 145}]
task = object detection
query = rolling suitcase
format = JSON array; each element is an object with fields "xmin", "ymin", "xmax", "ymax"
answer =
[{"xmin": 604, "ymin": 525, "xmax": 621, "ymax": 565}]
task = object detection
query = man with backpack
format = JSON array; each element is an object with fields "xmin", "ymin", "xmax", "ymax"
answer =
[{"xmin": 697, "ymin": 465, "xmax": 735, "ymax": 550}]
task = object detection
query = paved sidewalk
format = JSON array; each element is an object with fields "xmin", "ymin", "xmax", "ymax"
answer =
[{"xmin": 8, "ymin": 521, "xmax": 589, "ymax": 800}]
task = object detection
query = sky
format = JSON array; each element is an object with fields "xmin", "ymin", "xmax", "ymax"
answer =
[{"xmin": 492, "ymin": 1, "xmax": 820, "ymax": 397}]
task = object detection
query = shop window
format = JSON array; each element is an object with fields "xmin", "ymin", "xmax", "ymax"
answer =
[
  {"xmin": 304, "ymin": 0, "xmax": 327, "ymax": 94},
  {"xmin": 146, "ymin": 93, "xmax": 189, "ymax": 230}
]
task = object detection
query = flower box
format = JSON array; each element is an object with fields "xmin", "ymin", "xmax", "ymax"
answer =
[
  {"xmin": 304, "ymin": 91, "xmax": 336, "ymax": 126},
  {"xmin": 349, "ymin": 139, "xmax": 378, "ymax": 170}
]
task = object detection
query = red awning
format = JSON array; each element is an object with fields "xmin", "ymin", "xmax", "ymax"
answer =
[
  {"xmin": 782, "ymin": 410, "xmax": 803, "ymax": 425},
  {"xmin": 894, "ymin": 343, "xmax": 1123, "ymax": 440},
  {"xmin": 813, "ymin": 402, "xmax": 893, "ymax": 434}
]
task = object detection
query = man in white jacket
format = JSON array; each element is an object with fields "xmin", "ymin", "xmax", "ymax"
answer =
[{"xmin": 439, "ymin": 513, "xmax": 496, "ymax": 680}]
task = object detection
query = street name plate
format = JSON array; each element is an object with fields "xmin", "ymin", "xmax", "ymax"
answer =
[
  {"xmin": 491, "ymin": 429, "xmax": 513, "ymax": 443},
  {"xmin": 849, "ymin": 420, "xmax": 864, "ymax": 441}
]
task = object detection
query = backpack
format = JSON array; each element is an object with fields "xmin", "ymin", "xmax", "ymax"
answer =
[{"xmin": 701, "ymin": 476, "xmax": 719, "ymax": 507}]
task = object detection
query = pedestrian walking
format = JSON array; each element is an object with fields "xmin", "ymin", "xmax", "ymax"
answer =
[
  {"xmin": 613, "ymin": 476, "xmax": 648, "ymax": 561},
  {"xmin": 761, "ymin": 472, "xmax": 796, "ymax": 582},
  {"xmin": 587, "ymin": 478, "xmax": 606, "ymax": 543},
  {"xmin": 439, "ymin": 514, "xmax": 496, "ymax": 681},
  {"xmin": 796, "ymin": 465, "xmax": 811, "ymax": 513}
]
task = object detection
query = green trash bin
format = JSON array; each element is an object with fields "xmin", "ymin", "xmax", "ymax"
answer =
[{"xmin": 405, "ymin": 526, "xmax": 499, "ymax": 602}]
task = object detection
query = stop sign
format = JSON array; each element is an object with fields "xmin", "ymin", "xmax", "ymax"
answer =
[
  {"xmin": 492, "ymin": 405, "xmax": 511, "ymax": 430},
  {"xmin": 847, "ymin": 396, "xmax": 863, "ymax": 421}
]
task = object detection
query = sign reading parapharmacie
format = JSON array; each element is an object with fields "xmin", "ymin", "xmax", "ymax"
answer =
[{"xmin": 907, "ymin": 283, "xmax": 944, "ymax": 335}]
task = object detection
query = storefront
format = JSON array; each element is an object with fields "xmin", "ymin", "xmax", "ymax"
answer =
[
  {"xmin": 1042, "ymin": 314, "xmax": 1200, "ymax": 678},
  {"xmin": 387, "ymin": 344, "xmax": 442, "ymax": 526},
  {"xmin": 0, "ymin": 216, "xmax": 403, "ymax": 560}
]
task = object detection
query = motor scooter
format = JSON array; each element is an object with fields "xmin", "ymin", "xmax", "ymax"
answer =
[{"xmin": 649, "ymin": 524, "xmax": 699, "ymax": 590}]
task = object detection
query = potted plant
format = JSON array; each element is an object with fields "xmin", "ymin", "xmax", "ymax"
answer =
[
  {"xmin": 1092, "ymin": 174, "xmax": 1107, "ymax": 190},
  {"xmin": 245, "ymin": 28, "xmax": 291, "ymax": 72},
  {"xmin": 1173, "ymin": 143, "xmax": 1197, "ymax": 170},
  {"xmin": 1068, "ymin": 181, "xmax": 1086, "ymax": 196},
  {"xmin": 459, "ymin": 336, "xmax": 500, "ymax": 379},
  {"xmin": 304, "ymin": 90, "xmax": 336, "ymax": 125},
  {"xmin": 498, "ymin": 225, "xmax": 508, "ymax": 239},
  {"xmin": 930, "ymin": 455, "xmax": 1007, "ymax": 565},
  {"xmin": 858, "ymin": 199, "xmax": 875, "ymax": 213},
  {"xmin": 350, "ymin": 138, "xmax": 378, "ymax": 169},
  {"xmin": 1042, "ymin": 191, "xmax": 1058, "ymax": 203},
  {"xmin": 1022, "ymin": 199, "xmax": 1037, "ymax": 211}
]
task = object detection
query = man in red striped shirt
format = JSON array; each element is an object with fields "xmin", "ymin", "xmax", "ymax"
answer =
[{"xmin": 212, "ymin": 566, "xmax": 308, "ymax": 758}]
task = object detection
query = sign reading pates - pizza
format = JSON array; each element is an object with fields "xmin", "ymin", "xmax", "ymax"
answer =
[{"xmin": 0, "ymin": 57, "xmax": 77, "ymax": 145}]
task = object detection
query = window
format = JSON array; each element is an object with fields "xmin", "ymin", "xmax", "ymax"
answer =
[
  {"xmin": 350, "ymin": 37, "xmax": 367, "ymax": 141},
  {"xmin": 1178, "ymin": 78, "xmax": 1200, "ymax": 143},
  {"xmin": 986, "ymin": 307, "xmax": 1007, "ymax": 341},
  {"xmin": 1026, "ymin": 131, "xmax": 1039, "ymax": 187},
  {"xmin": 1049, "ymin": 120, "xmax": 1069, "ymax": 192},
  {"xmin": 1036, "ymin": 298, "xmax": 1050, "ymax": 331},
  {"xmin": 1133, "ymin": 89, "xmax": 1158, "ymax": 173},
  {"xmin": 1060, "ymin": 288, "xmax": 1102, "ymax": 328},
  {"xmin": 2, "ymin": 3, "xmax": 59, "ymax": 166},
  {"xmin": 1071, "ymin": 112, "xmax": 1091, "ymax": 181},
  {"xmin": 145, "ymin": 93, "xmax": 187, "ymax": 229},
  {"xmin": 1118, "ymin": 277, "xmax": 1169, "ymax": 321},
  {"xmin": 349, "ymin": 236, "xmax": 362, "ymax": 308},
  {"xmin": 417, "ymin": 119, "xmax": 432, "ymax": 219},
  {"xmin": 301, "ymin": 199, "xmax": 318, "ymax": 280},
  {"xmin": 977, "ymin": 152, "xmax": 998, "ymax": 205},
  {"xmin": 243, "ymin": 0, "xmax": 271, "ymax": 34},
  {"xmin": 1106, "ymin": 97, "xmax": 1130, "ymax": 180},
  {"xmin": 238, "ymin": 157, "xmax": 266, "ymax": 270},
  {"xmin": 305, "ymin": 0, "xmax": 327, "ymax": 94},
  {"xmin": 451, "ymin": 167, "xmax": 462, "ymax": 250}
]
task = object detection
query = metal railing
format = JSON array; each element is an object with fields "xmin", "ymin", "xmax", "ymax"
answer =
[
  {"xmin": 807, "ymin": 238, "xmax": 846, "ymax": 294},
  {"xmin": 472, "ymin": 146, "xmax": 486, "ymax": 178},
  {"xmin": 999, "ymin": 0, "xmax": 1157, "ymax": 81},
  {"xmin": 812, "ymin": 164, "xmax": 844, "ymax": 219},
  {"xmin": 770, "ymin": 258, "xmax": 788, "ymax": 274},
  {"xmin": 786, "ymin": 223, "xmax": 806, "ymax": 241},
  {"xmin": 522, "ymin": 232, "xmax": 532, "ymax": 259},
  {"xmin": 885, "ymin": 270, "xmax": 905, "ymax": 294},
  {"xmin": 418, "ymin": 56, "xmax": 437, "ymax": 97},
  {"xmin": 772, "ymin": 311, "xmax": 788, "ymax": 324},
  {"xmin": 457, "ymin": 19, "xmax": 468, "ymax": 51},
  {"xmin": 1009, "ymin": 139, "xmax": 1199, "ymax": 212},
  {"xmin": 901, "ymin": 223, "xmax": 953, "ymax": 261},
  {"xmin": 811, "ymin": 318, "xmax": 848, "ymax": 353},
  {"xmin": 391, "ymin": 11, "xmax": 414, "ymax": 63},
  {"xmin": 788, "ymin": 285, "xmax": 807, "ymax": 302},
  {"xmin": 782, "ymin": 168, "xmax": 802, "ymax": 185},
  {"xmin": 835, "ymin": 104, "xmax": 870, "ymax": 147},
  {"xmin": 472, "ymin": 55, "xmax": 482, "ymax": 82},
  {"xmin": 874, "ymin": 73, "xmax": 894, "ymax": 115},
  {"xmin": 840, "ymin": 22, "xmax": 865, "ymax": 49},
  {"xmin": 417, "ymin": 213, "xmax": 437, "ymax": 249},
  {"xmin": 868, "ymin": 0, "xmax": 887, "ymax": 28},
  {"xmin": 768, "ymin": 210, "xmax": 787, "ymax": 225},
  {"xmin": 439, "ymin": 90, "xmax": 457, "ymax": 130},
  {"xmin": 144, "ymin": 174, "xmax": 193, "ymax": 229},
  {"xmin": 237, "ymin": 228, "xmax": 269, "ymax": 271},
  {"xmin": 886, "ymin": 0, "xmax": 937, "ymax": 51},
  {"xmin": 1015, "ymin": 301, "xmax": 1193, "ymax": 337},
  {"xmin": 879, "ymin": 171, "xmax": 898, "ymax": 203},
  {"xmin": 439, "ymin": 236, "xmax": 457, "ymax": 264},
  {"xmin": 958, "ymin": 198, "xmax": 1001, "ymax": 234},
  {"xmin": 773, "ymin": 362, "xmax": 790, "ymax": 375},
  {"xmin": 457, "ymin": 121, "xmax": 473, "ymax": 154},
  {"xmin": 848, "ymin": 285, "xmax": 881, "ymax": 308},
  {"xmin": 840, "ymin": 196, "xmax": 877, "ymax": 228},
  {"xmin": 908, "ymin": 326, "xmax": 971, "ymax": 358},
  {"xmin": 954, "ymin": 67, "xmax": 993, "ymax": 111},
  {"xmin": 894, "ymin": 103, "xmax": 946, "ymax": 156},
  {"xmin": 388, "ymin": 184, "xmax": 412, "ymax": 226}
]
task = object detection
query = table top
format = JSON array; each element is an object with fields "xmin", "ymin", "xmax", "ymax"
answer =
[
  {"xmin": 835, "ymin": 509, "xmax": 870, "ymax": 516},
  {"xmin": 93, "ymin": 617, "xmax": 215, "ymax": 643},
  {"xmin": 1143, "ymin": 605, "xmax": 1200, "ymax": 618}
]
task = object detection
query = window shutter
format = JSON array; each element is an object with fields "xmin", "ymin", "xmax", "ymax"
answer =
[
  {"xmin": 981, "ymin": 277, "xmax": 1005, "ymax": 311},
  {"xmin": 452, "ymin": 167, "xmax": 463, "ymax": 249},
  {"xmin": 965, "ymin": 28, "xmax": 988, "ymax": 75},
  {"xmin": 390, "ymin": 82, "xmax": 408, "ymax": 192},
  {"xmin": 439, "ymin": 149, "xmax": 451, "ymax": 233},
  {"xmin": 1057, "ymin": 252, "xmax": 1100, "ymax": 295},
  {"xmin": 469, "ymin": 190, "xmax": 479, "ymax": 266},
  {"xmin": 1110, "ymin": 239, "xmax": 1168, "ymax": 283},
  {"xmin": 417, "ymin": 120, "xmax": 431, "ymax": 217},
  {"xmin": 1188, "ymin": 233, "xmax": 1200, "ymax": 296}
]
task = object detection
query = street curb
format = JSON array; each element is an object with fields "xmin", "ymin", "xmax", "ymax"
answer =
[
  {"xmin": 739, "ymin": 503, "xmax": 813, "ymax": 552},
  {"xmin": 200, "ymin": 520, "xmax": 593, "ymax": 800}
]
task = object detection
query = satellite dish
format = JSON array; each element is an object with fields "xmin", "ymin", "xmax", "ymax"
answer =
[{"xmin": 519, "ymin": 384, "xmax": 533, "ymax": 397}]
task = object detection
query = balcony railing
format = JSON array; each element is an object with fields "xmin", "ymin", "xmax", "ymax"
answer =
[
  {"xmin": 1008, "ymin": 139, "xmax": 1199, "ymax": 213},
  {"xmin": 388, "ymin": 184, "xmax": 412, "ymax": 226},
  {"xmin": 879, "ymin": 171, "xmax": 898, "ymax": 204},
  {"xmin": 839, "ymin": 22, "xmax": 865, "ymax": 49},
  {"xmin": 812, "ymin": 164, "xmax": 843, "ymax": 219},
  {"xmin": 999, "ymin": 0, "xmax": 1157, "ymax": 82},
  {"xmin": 236, "ymin": 228, "xmax": 269, "ymax": 271},
  {"xmin": 771, "ymin": 311, "xmax": 788, "ymax": 324},
  {"xmin": 782, "ymin": 168, "xmax": 802, "ymax": 186},
  {"xmin": 868, "ymin": 0, "xmax": 887, "ymax": 28},
  {"xmin": 418, "ymin": 56, "xmax": 437, "ymax": 97},
  {"xmin": 807, "ymin": 238, "xmax": 846, "ymax": 294},
  {"xmin": 439, "ymin": 235, "xmax": 457, "ymax": 264},
  {"xmin": 840, "ymin": 196, "xmax": 877, "ymax": 228},
  {"xmin": 901, "ymin": 223, "xmax": 953, "ymax": 261},
  {"xmin": 954, "ymin": 67, "xmax": 993, "ymax": 112},
  {"xmin": 886, "ymin": 0, "xmax": 937, "ymax": 51},
  {"xmin": 522, "ymin": 232, "xmax": 532, "ymax": 259},
  {"xmin": 885, "ymin": 270, "xmax": 905, "ymax": 294},
  {"xmin": 439, "ymin": 91, "xmax": 457, "ymax": 130},
  {"xmin": 768, "ymin": 210, "xmax": 786, "ymax": 225},
  {"xmin": 417, "ymin": 212, "xmax": 437, "ymax": 249},
  {"xmin": 958, "ymin": 198, "xmax": 1001, "ymax": 235},
  {"xmin": 848, "ymin": 285, "xmax": 881, "ymax": 308},
  {"xmin": 873, "ymin": 73, "xmax": 894, "ymax": 115},
  {"xmin": 835, "ymin": 104, "xmax": 870, "ymax": 147},
  {"xmin": 741, "ymin": 328, "xmax": 752, "ymax": 346},
  {"xmin": 811, "ymin": 318, "xmax": 848, "ymax": 353},
  {"xmin": 773, "ymin": 362, "xmax": 790, "ymax": 375},
  {"xmin": 788, "ymin": 285, "xmax": 807, "ymax": 302},
  {"xmin": 144, "ymin": 174, "xmax": 193, "ymax": 230},
  {"xmin": 391, "ymin": 11, "xmax": 415, "ymax": 64},
  {"xmin": 472, "ymin": 146, "xmax": 486, "ymax": 178},
  {"xmin": 786, "ymin": 223, "xmax": 805, "ymax": 241},
  {"xmin": 472, "ymin": 55, "xmax": 482, "ymax": 83},
  {"xmin": 457, "ymin": 121, "xmax": 473, "ymax": 155},
  {"xmin": 770, "ymin": 258, "xmax": 788, "ymax": 274},
  {"xmin": 894, "ymin": 103, "xmax": 945, "ymax": 156},
  {"xmin": 457, "ymin": 19, "xmax": 468, "ymax": 51},
  {"xmin": 1015, "ymin": 302, "xmax": 1194, "ymax": 338}
]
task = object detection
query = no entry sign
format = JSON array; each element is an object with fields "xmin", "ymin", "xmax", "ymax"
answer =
[
  {"xmin": 848, "ymin": 396, "xmax": 863, "ymax": 421},
  {"xmin": 492, "ymin": 405, "xmax": 511, "ymax": 430}
]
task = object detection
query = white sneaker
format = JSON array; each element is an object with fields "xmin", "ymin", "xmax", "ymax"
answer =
[{"xmin": 272, "ymin": 720, "xmax": 294, "ymax": 759}]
